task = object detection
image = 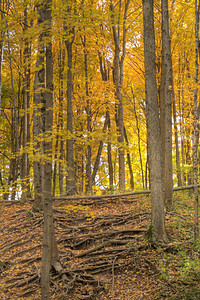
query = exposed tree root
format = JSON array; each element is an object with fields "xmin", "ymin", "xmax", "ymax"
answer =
[{"xmin": 0, "ymin": 196, "xmax": 153, "ymax": 298}]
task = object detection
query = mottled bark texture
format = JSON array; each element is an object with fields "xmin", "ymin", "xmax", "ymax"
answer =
[
  {"xmin": 193, "ymin": 0, "xmax": 200, "ymax": 240},
  {"xmin": 161, "ymin": 0, "xmax": 173, "ymax": 207},
  {"xmin": 143, "ymin": 0, "xmax": 168, "ymax": 243}
]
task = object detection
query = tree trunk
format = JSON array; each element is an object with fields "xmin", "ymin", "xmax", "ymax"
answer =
[
  {"xmin": 161, "ymin": 0, "xmax": 173, "ymax": 207},
  {"xmin": 53, "ymin": 121, "xmax": 59, "ymax": 197},
  {"xmin": 92, "ymin": 114, "xmax": 109, "ymax": 184},
  {"xmin": 38, "ymin": 0, "xmax": 60, "ymax": 298},
  {"xmin": 107, "ymin": 110, "xmax": 114, "ymax": 189},
  {"xmin": 65, "ymin": 39, "xmax": 76, "ymax": 194},
  {"xmin": 143, "ymin": 0, "xmax": 168, "ymax": 243},
  {"xmin": 132, "ymin": 91, "xmax": 144, "ymax": 188},
  {"xmin": 110, "ymin": 0, "xmax": 130, "ymax": 192},
  {"xmin": 33, "ymin": 15, "xmax": 45, "ymax": 211},
  {"xmin": 0, "ymin": 0, "xmax": 5, "ymax": 115},
  {"xmin": 172, "ymin": 95, "xmax": 182, "ymax": 186},
  {"xmin": 193, "ymin": 0, "xmax": 199, "ymax": 241},
  {"xmin": 180, "ymin": 61, "xmax": 186, "ymax": 185},
  {"xmin": 58, "ymin": 46, "xmax": 65, "ymax": 196},
  {"xmin": 21, "ymin": 6, "xmax": 31, "ymax": 200},
  {"xmin": 124, "ymin": 126, "xmax": 134, "ymax": 190},
  {"xmin": 98, "ymin": 52, "xmax": 114, "ymax": 189},
  {"xmin": 82, "ymin": 36, "xmax": 92, "ymax": 194},
  {"xmin": 8, "ymin": 29, "xmax": 19, "ymax": 201}
]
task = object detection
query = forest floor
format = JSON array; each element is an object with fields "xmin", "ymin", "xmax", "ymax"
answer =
[{"xmin": 0, "ymin": 191, "xmax": 200, "ymax": 299}]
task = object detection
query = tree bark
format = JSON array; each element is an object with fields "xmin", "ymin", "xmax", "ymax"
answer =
[
  {"xmin": 110, "ymin": 0, "xmax": 130, "ymax": 192},
  {"xmin": 132, "ymin": 91, "xmax": 144, "ymax": 189},
  {"xmin": 58, "ymin": 46, "xmax": 65, "ymax": 195},
  {"xmin": 143, "ymin": 0, "xmax": 168, "ymax": 243},
  {"xmin": 193, "ymin": 0, "xmax": 200, "ymax": 240},
  {"xmin": 0, "ymin": 0, "xmax": 5, "ymax": 115},
  {"xmin": 124, "ymin": 126, "xmax": 134, "ymax": 190},
  {"xmin": 98, "ymin": 52, "xmax": 114, "ymax": 189},
  {"xmin": 8, "ymin": 29, "xmax": 19, "ymax": 201},
  {"xmin": 65, "ymin": 39, "xmax": 76, "ymax": 194},
  {"xmin": 107, "ymin": 110, "xmax": 114, "ymax": 189},
  {"xmin": 161, "ymin": 0, "xmax": 173, "ymax": 207},
  {"xmin": 91, "ymin": 114, "xmax": 109, "ymax": 184},
  {"xmin": 83, "ymin": 37, "xmax": 92, "ymax": 194},
  {"xmin": 38, "ymin": 0, "xmax": 60, "ymax": 298},
  {"xmin": 32, "ymin": 13, "xmax": 45, "ymax": 212},
  {"xmin": 21, "ymin": 6, "xmax": 31, "ymax": 200}
]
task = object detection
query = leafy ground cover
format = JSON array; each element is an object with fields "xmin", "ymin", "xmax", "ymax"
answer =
[{"xmin": 0, "ymin": 191, "xmax": 200, "ymax": 299}]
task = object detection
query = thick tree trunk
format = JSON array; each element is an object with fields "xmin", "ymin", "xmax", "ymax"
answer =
[
  {"xmin": 38, "ymin": 0, "xmax": 60, "ymax": 298},
  {"xmin": 143, "ymin": 0, "xmax": 168, "ymax": 243},
  {"xmin": 161, "ymin": 0, "xmax": 173, "ymax": 207}
]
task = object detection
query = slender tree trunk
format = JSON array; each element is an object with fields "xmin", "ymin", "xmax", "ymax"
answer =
[
  {"xmin": 180, "ymin": 62, "xmax": 186, "ymax": 184},
  {"xmin": 58, "ymin": 46, "xmax": 65, "ymax": 195},
  {"xmin": 92, "ymin": 114, "xmax": 109, "ymax": 184},
  {"xmin": 8, "ymin": 29, "xmax": 19, "ymax": 201},
  {"xmin": 124, "ymin": 126, "xmax": 134, "ymax": 190},
  {"xmin": 98, "ymin": 52, "xmax": 114, "ymax": 189},
  {"xmin": 65, "ymin": 40, "xmax": 76, "ymax": 194},
  {"xmin": 161, "ymin": 0, "xmax": 173, "ymax": 207},
  {"xmin": 172, "ymin": 95, "xmax": 182, "ymax": 186},
  {"xmin": 186, "ymin": 138, "xmax": 192, "ymax": 185},
  {"xmin": 21, "ymin": 6, "xmax": 31, "ymax": 200},
  {"xmin": 0, "ymin": 0, "xmax": 5, "ymax": 115},
  {"xmin": 110, "ymin": 0, "xmax": 130, "ymax": 192},
  {"xmin": 193, "ymin": 0, "xmax": 199, "ymax": 241},
  {"xmin": 33, "ymin": 16, "xmax": 44, "ymax": 211},
  {"xmin": 81, "ymin": 35, "xmax": 92, "ymax": 194},
  {"xmin": 8, "ymin": 111, "xmax": 17, "ymax": 200},
  {"xmin": 146, "ymin": 117, "xmax": 151, "ymax": 190},
  {"xmin": 132, "ymin": 92, "xmax": 144, "ymax": 188},
  {"xmin": 143, "ymin": 0, "xmax": 168, "ymax": 243},
  {"xmin": 53, "ymin": 120, "xmax": 59, "ymax": 197},
  {"xmin": 107, "ymin": 110, "xmax": 114, "ymax": 189}
]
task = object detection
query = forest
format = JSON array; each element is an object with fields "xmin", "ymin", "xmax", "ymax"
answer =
[{"xmin": 0, "ymin": 0, "xmax": 200, "ymax": 299}]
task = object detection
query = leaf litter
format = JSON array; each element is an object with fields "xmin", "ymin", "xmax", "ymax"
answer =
[{"xmin": 0, "ymin": 193, "xmax": 199, "ymax": 299}]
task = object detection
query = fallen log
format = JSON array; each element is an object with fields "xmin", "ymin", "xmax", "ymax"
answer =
[{"xmin": 53, "ymin": 184, "xmax": 200, "ymax": 201}]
